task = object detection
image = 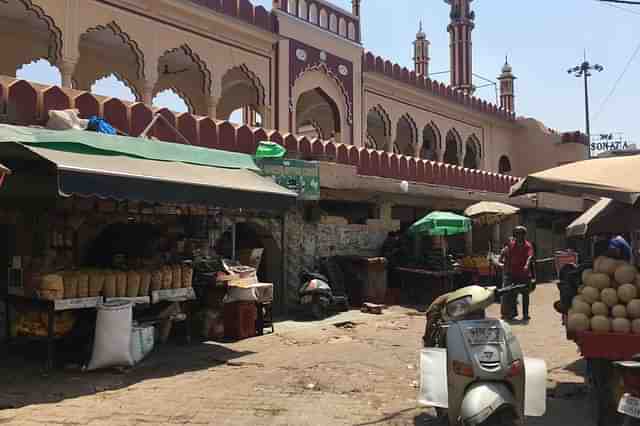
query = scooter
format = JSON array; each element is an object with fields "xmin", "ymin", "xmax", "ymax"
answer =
[
  {"xmin": 298, "ymin": 268, "xmax": 348, "ymax": 320},
  {"xmin": 420, "ymin": 284, "xmax": 547, "ymax": 425},
  {"xmin": 615, "ymin": 357, "xmax": 640, "ymax": 425}
]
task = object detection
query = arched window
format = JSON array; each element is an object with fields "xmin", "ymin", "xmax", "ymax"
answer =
[
  {"xmin": 16, "ymin": 59, "xmax": 61, "ymax": 86},
  {"xmin": 443, "ymin": 129, "xmax": 461, "ymax": 165},
  {"xmin": 309, "ymin": 4, "xmax": 318, "ymax": 23},
  {"xmin": 329, "ymin": 14, "xmax": 338, "ymax": 32},
  {"xmin": 348, "ymin": 22, "xmax": 356, "ymax": 41},
  {"xmin": 338, "ymin": 18, "xmax": 347, "ymax": 37},
  {"xmin": 499, "ymin": 155, "xmax": 512, "ymax": 174},
  {"xmin": 298, "ymin": 0, "xmax": 308, "ymax": 20},
  {"xmin": 319, "ymin": 9, "xmax": 328, "ymax": 28},
  {"xmin": 288, "ymin": 0, "xmax": 297, "ymax": 15}
]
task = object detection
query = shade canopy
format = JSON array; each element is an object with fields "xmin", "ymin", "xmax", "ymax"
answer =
[
  {"xmin": 510, "ymin": 155, "xmax": 640, "ymax": 205},
  {"xmin": 464, "ymin": 201, "xmax": 519, "ymax": 225},
  {"xmin": 566, "ymin": 198, "xmax": 640, "ymax": 238},
  {"xmin": 408, "ymin": 211, "xmax": 472, "ymax": 237},
  {"xmin": 0, "ymin": 143, "xmax": 297, "ymax": 211}
]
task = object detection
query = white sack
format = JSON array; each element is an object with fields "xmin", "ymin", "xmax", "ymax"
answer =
[
  {"xmin": 418, "ymin": 348, "xmax": 448, "ymax": 408},
  {"xmin": 87, "ymin": 300, "xmax": 134, "ymax": 370}
]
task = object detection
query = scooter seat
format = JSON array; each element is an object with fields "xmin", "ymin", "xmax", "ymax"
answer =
[{"xmin": 615, "ymin": 359, "xmax": 640, "ymax": 369}]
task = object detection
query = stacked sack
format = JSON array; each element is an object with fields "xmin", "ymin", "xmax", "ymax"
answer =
[
  {"xmin": 38, "ymin": 264, "xmax": 193, "ymax": 301},
  {"xmin": 567, "ymin": 256, "xmax": 640, "ymax": 334}
]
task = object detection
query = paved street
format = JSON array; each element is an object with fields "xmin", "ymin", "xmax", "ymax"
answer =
[{"xmin": 0, "ymin": 283, "xmax": 593, "ymax": 425}]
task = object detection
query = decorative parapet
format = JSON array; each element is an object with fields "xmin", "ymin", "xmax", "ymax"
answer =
[
  {"xmin": 363, "ymin": 51, "xmax": 516, "ymax": 122},
  {"xmin": 0, "ymin": 78, "xmax": 521, "ymax": 195},
  {"xmin": 188, "ymin": 0, "xmax": 279, "ymax": 33}
]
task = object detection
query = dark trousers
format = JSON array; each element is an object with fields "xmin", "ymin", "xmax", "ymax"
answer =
[{"xmin": 501, "ymin": 278, "xmax": 530, "ymax": 319}]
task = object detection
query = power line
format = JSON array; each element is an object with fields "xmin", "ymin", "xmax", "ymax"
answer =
[{"xmin": 593, "ymin": 40, "xmax": 640, "ymax": 122}]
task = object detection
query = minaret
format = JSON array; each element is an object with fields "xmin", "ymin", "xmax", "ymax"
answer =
[
  {"xmin": 445, "ymin": 0, "xmax": 475, "ymax": 94},
  {"xmin": 413, "ymin": 21, "xmax": 430, "ymax": 78},
  {"xmin": 497, "ymin": 57, "xmax": 516, "ymax": 113},
  {"xmin": 352, "ymin": 0, "xmax": 361, "ymax": 17}
]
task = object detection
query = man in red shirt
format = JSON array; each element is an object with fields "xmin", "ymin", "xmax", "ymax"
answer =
[{"xmin": 500, "ymin": 226, "xmax": 535, "ymax": 321}]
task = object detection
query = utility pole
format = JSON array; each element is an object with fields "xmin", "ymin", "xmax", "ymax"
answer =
[{"xmin": 567, "ymin": 52, "xmax": 604, "ymax": 158}]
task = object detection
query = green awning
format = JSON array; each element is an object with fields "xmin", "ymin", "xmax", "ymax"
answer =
[{"xmin": 0, "ymin": 124, "xmax": 259, "ymax": 171}]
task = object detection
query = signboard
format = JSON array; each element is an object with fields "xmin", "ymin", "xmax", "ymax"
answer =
[
  {"xmin": 591, "ymin": 133, "xmax": 635, "ymax": 155},
  {"xmin": 258, "ymin": 158, "xmax": 320, "ymax": 201}
]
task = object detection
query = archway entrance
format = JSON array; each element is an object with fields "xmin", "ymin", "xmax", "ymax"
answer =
[
  {"xmin": 234, "ymin": 222, "xmax": 282, "ymax": 294},
  {"xmin": 295, "ymin": 88, "xmax": 341, "ymax": 142}
]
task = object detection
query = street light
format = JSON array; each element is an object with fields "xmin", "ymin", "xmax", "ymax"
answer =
[{"xmin": 567, "ymin": 55, "xmax": 604, "ymax": 158}]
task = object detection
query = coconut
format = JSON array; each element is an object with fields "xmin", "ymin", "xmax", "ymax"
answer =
[
  {"xmin": 584, "ymin": 273, "xmax": 611, "ymax": 290},
  {"xmin": 591, "ymin": 301, "xmax": 609, "ymax": 317},
  {"xmin": 613, "ymin": 318, "xmax": 632, "ymax": 334},
  {"xmin": 615, "ymin": 263, "xmax": 638, "ymax": 285},
  {"xmin": 628, "ymin": 300, "xmax": 640, "ymax": 319},
  {"xmin": 601, "ymin": 288, "xmax": 619, "ymax": 307},
  {"xmin": 612, "ymin": 304, "xmax": 628, "ymax": 318},
  {"xmin": 572, "ymin": 299, "xmax": 592, "ymax": 316},
  {"xmin": 582, "ymin": 287, "xmax": 601, "ymax": 304},
  {"xmin": 596, "ymin": 257, "xmax": 617, "ymax": 275},
  {"xmin": 619, "ymin": 284, "xmax": 638, "ymax": 304},
  {"xmin": 567, "ymin": 313, "xmax": 590, "ymax": 333},
  {"xmin": 582, "ymin": 268, "xmax": 594, "ymax": 284},
  {"xmin": 591, "ymin": 315, "xmax": 612, "ymax": 333}
]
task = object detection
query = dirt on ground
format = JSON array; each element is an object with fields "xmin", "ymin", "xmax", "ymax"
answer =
[{"xmin": 0, "ymin": 283, "xmax": 594, "ymax": 425}]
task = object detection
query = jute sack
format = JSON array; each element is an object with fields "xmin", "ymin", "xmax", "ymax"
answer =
[
  {"xmin": 89, "ymin": 271, "xmax": 105, "ymax": 297},
  {"xmin": 139, "ymin": 270, "xmax": 152, "ymax": 296},
  {"xmin": 63, "ymin": 272, "xmax": 79, "ymax": 299},
  {"xmin": 171, "ymin": 265, "xmax": 182, "ymax": 289},
  {"xmin": 77, "ymin": 272, "xmax": 89, "ymax": 298},
  {"xmin": 182, "ymin": 265, "xmax": 194, "ymax": 288},
  {"xmin": 39, "ymin": 274, "xmax": 64, "ymax": 300},
  {"xmin": 161, "ymin": 266, "xmax": 172, "ymax": 290},
  {"xmin": 150, "ymin": 269, "xmax": 163, "ymax": 291},
  {"xmin": 103, "ymin": 272, "xmax": 117, "ymax": 298},
  {"xmin": 115, "ymin": 272, "xmax": 127, "ymax": 297},
  {"xmin": 126, "ymin": 271, "xmax": 141, "ymax": 298}
]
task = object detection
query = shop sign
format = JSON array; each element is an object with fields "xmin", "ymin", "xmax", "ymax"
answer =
[{"xmin": 258, "ymin": 159, "xmax": 320, "ymax": 201}]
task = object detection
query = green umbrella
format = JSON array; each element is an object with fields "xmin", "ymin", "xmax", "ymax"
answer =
[
  {"xmin": 255, "ymin": 141, "xmax": 287, "ymax": 159},
  {"xmin": 408, "ymin": 211, "xmax": 472, "ymax": 237}
]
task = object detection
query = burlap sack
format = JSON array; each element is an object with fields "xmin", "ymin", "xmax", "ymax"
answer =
[
  {"xmin": 89, "ymin": 271, "xmax": 105, "ymax": 297},
  {"xmin": 161, "ymin": 266, "xmax": 172, "ymax": 290},
  {"xmin": 150, "ymin": 269, "xmax": 163, "ymax": 291},
  {"xmin": 103, "ymin": 272, "xmax": 117, "ymax": 298},
  {"xmin": 63, "ymin": 272, "xmax": 79, "ymax": 299},
  {"xmin": 172, "ymin": 265, "xmax": 182, "ymax": 289},
  {"xmin": 115, "ymin": 272, "xmax": 127, "ymax": 297},
  {"xmin": 77, "ymin": 273, "xmax": 89, "ymax": 298},
  {"xmin": 182, "ymin": 265, "xmax": 194, "ymax": 288},
  {"xmin": 126, "ymin": 271, "xmax": 141, "ymax": 297},
  {"xmin": 139, "ymin": 270, "xmax": 152, "ymax": 297},
  {"xmin": 39, "ymin": 274, "xmax": 64, "ymax": 300}
]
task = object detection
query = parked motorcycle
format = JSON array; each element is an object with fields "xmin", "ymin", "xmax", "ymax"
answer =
[
  {"xmin": 615, "ymin": 357, "xmax": 640, "ymax": 425},
  {"xmin": 421, "ymin": 284, "xmax": 546, "ymax": 425},
  {"xmin": 299, "ymin": 266, "xmax": 348, "ymax": 320}
]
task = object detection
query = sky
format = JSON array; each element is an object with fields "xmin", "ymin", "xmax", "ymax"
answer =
[{"xmin": 16, "ymin": 0, "xmax": 640, "ymax": 149}]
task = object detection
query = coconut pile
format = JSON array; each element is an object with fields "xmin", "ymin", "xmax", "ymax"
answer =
[{"xmin": 568, "ymin": 257, "xmax": 640, "ymax": 334}]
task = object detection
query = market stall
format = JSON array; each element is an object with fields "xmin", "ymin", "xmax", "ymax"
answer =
[
  {"xmin": 512, "ymin": 155, "xmax": 640, "ymax": 426},
  {"xmin": 0, "ymin": 124, "xmax": 296, "ymax": 369},
  {"xmin": 390, "ymin": 212, "xmax": 469, "ymax": 307}
]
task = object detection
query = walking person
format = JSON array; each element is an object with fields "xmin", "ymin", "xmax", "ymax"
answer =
[{"xmin": 500, "ymin": 226, "xmax": 536, "ymax": 322}]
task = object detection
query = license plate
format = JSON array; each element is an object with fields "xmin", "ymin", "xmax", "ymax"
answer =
[
  {"xmin": 466, "ymin": 327, "xmax": 502, "ymax": 345},
  {"xmin": 618, "ymin": 394, "xmax": 640, "ymax": 418},
  {"xmin": 301, "ymin": 295, "xmax": 313, "ymax": 304}
]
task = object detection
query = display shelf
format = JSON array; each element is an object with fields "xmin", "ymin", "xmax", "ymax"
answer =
[
  {"xmin": 151, "ymin": 287, "xmax": 196, "ymax": 304},
  {"xmin": 104, "ymin": 296, "xmax": 151, "ymax": 305}
]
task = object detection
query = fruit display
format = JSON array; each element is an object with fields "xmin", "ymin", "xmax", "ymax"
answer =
[{"xmin": 567, "ymin": 257, "xmax": 640, "ymax": 334}]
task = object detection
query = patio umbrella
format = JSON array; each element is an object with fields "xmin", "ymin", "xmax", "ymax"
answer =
[
  {"xmin": 464, "ymin": 201, "xmax": 519, "ymax": 225},
  {"xmin": 408, "ymin": 211, "xmax": 472, "ymax": 237},
  {"xmin": 510, "ymin": 155, "xmax": 640, "ymax": 205},
  {"xmin": 566, "ymin": 198, "xmax": 640, "ymax": 238}
]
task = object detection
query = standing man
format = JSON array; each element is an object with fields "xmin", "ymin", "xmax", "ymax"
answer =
[{"xmin": 500, "ymin": 226, "xmax": 535, "ymax": 321}]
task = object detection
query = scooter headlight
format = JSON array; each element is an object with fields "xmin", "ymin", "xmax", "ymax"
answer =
[{"xmin": 447, "ymin": 296, "xmax": 472, "ymax": 318}]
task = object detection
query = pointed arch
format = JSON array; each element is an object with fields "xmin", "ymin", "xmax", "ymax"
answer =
[
  {"xmin": 309, "ymin": 3, "xmax": 318, "ymax": 24},
  {"xmin": 421, "ymin": 121, "xmax": 441, "ymax": 161},
  {"xmin": 464, "ymin": 134, "xmax": 482, "ymax": 169},
  {"xmin": 338, "ymin": 18, "xmax": 347, "ymax": 37},
  {"xmin": 90, "ymin": 73, "xmax": 140, "ymax": 102},
  {"xmin": 80, "ymin": 21, "xmax": 145, "ymax": 79},
  {"xmin": 395, "ymin": 113, "xmax": 418, "ymax": 156},
  {"xmin": 329, "ymin": 14, "xmax": 338, "ymax": 32},
  {"xmin": 0, "ymin": 0, "xmax": 63, "ymax": 76},
  {"xmin": 217, "ymin": 64, "xmax": 267, "ymax": 121},
  {"xmin": 319, "ymin": 9, "xmax": 328, "ymax": 28},
  {"xmin": 159, "ymin": 44, "xmax": 212, "ymax": 96},
  {"xmin": 298, "ymin": 0, "xmax": 308, "ymax": 19},
  {"xmin": 366, "ymin": 104, "xmax": 391, "ymax": 151},
  {"xmin": 152, "ymin": 88, "xmax": 193, "ymax": 114},
  {"xmin": 444, "ymin": 128, "xmax": 462, "ymax": 165},
  {"xmin": 499, "ymin": 155, "xmax": 512, "ymax": 174}
]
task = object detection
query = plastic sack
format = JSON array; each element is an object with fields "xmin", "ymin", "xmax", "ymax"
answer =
[
  {"xmin": 223, "ymin": 286, "xmax": 258, "ymax": 304},
  {"xmin": 130, "ymin": 325, "xmax": 154, "ymax": 364},
  {"xmin": 87, "ymin": 300, "xmax": 134, "ymax": 371},
  {"xmin": 87, "ymin": 116, "xmax": 117, "ymax": 135},
  {"xmin": 524, "ymin": 357, "xmax": 547, "ymax": 417},
  {"xmin": 418, "ymin": 348, "xmax": 448, "ymax": 408},
  {"xmin": 46, "ymin": 109, "xmax": 89, "ymax": 131}
]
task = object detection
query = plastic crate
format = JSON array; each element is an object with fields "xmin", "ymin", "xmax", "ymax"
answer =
[{"xmin": 574, "ymin": 331, "xmax": 640, "ymax": 360}]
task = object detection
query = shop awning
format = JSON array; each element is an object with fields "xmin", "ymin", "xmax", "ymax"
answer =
[
  {"xmin": 0, "ymin": 142, "xmax": 297, "ymax": 211},
  {"xmin": 566, "ymin": 198, "xmax": 640, "ymax": 238}
]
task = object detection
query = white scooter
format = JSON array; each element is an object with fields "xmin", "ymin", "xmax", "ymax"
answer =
[{"xmin": 419, "ymin": 284, "xmax": 547, "ymax": 426}]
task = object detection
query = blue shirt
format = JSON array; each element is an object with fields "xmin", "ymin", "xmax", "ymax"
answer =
[{"xmin": 609, "ymin": 236, "xmax": 632, "ymax": 261}]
